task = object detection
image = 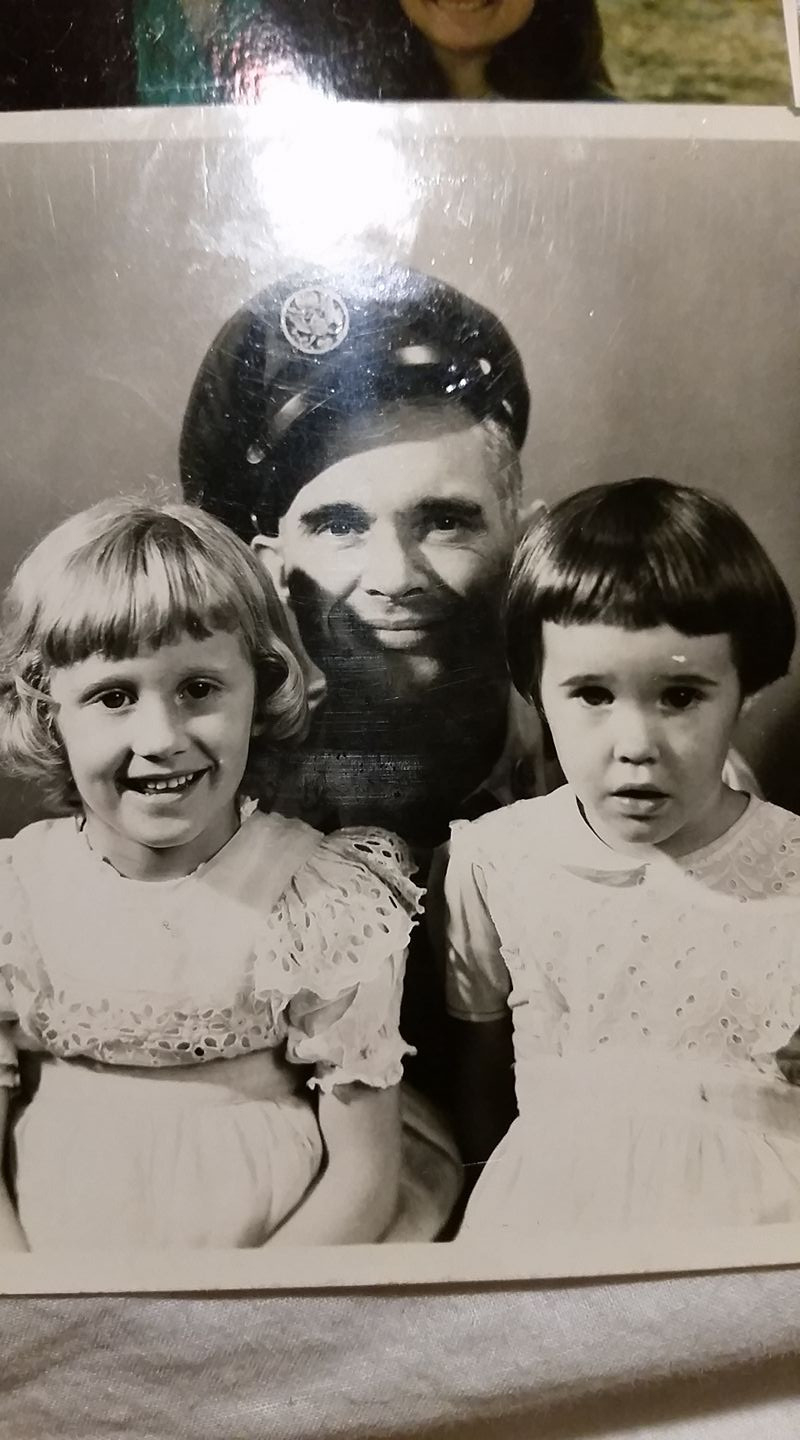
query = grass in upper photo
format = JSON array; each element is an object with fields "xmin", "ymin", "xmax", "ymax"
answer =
[{"xmin": 600, "ymin": 0, "xmax": 791, "ymax": 103}]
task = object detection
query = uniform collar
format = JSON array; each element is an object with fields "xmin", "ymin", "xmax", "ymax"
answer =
[{"xmin": 461, "ymin": 688, "xmax": 551, "ymax": 814}]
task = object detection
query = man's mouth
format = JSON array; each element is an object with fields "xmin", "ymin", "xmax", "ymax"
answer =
[
  {"xmin": 124, "ymin": 771, "xmax": 205, "ymax": 796},
  {"xmin": 371, "ymin": 619, "xmax": 441, "ymax": 632},
  {"xmin": 363, "ymin": 604, "xmax": 449, "ymax": 632},
  {"xmin": 367, "ymin": 617, "xmax": 447, "ymax": 652}
]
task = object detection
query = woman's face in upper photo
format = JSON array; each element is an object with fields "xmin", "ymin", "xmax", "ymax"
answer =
[{"xmin": 398, "ymin": 0, "xmax": 537, "ymax": 55}]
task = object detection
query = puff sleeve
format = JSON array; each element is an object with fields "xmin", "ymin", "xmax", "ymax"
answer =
[
  {"xmin": 254, "ymin": 828, "xmax": 422, "ymax": 1093},
  {"xmin": 435, "ymin": 820, "xmax": 512, "ymax": 1023}
]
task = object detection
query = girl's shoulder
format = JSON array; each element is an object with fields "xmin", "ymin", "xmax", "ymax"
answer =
[
  {"xmin": 288, "ymin": 824, "xmax": 423, "ymax": 916},
  {"xmin": 1, "ymin": 816, "xmax": 77, "ymax": 886},
  {"xmin": 248, "ymin": 812, "xmax": 421, "ymax": 906},
  {"xmin": 449, "ymin": 788, "xmax": 575, "ymax": 869},
  {"xmin": 743, "ymin": 796, "xmax": 800, "ymax": 844},
  {"xmin": 253, "ymin": 823, "xmax": 423, "ymax": 1001},
  {"xmin": 688, "ymin": 797, "xmax": 800, "ymax": 901},
  {"xmin": 0, "ymin": 819, "xmax": 77, "ymax": 965}
]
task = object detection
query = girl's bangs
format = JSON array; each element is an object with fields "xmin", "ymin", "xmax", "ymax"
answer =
[
  {"xmin": 547, "ymin": 547, "xmax": 736, "ymax": 637},
  {"xmin": 38, "ymin": 536, "xmax": 245, "ymax": 668}
]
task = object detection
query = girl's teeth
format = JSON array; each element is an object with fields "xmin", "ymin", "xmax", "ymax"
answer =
[{"xmin": 142, "ymin": 775, "xmax": 193, "ymax": 792}]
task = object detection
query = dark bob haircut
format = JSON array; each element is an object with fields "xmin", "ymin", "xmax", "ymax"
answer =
[{"xmin": 506, "ymin": 477, "xmax": 796, "ymax": 703}]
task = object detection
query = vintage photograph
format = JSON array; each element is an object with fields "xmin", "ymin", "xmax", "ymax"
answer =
[
  {"xmin": 1, "ymin": 1, "xmax": 792, "ymax": 109},
  {"xmin": 0, "ymin": 101, "xmax": 799, "ymax": 1292}
]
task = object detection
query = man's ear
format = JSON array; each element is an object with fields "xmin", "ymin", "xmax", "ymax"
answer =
[
  {"xmin": 251, "ymin": 534, "xmax": 287, "ymax": 598},
  {"xmin": 517, "ymin": 497, "xmax": 547, "ymax": 533},
  {"xmin": 739, "ymin": 690, "xmax": 760, "ymax": 718}
]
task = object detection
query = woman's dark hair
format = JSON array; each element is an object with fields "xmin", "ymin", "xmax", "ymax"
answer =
[
  {"xmin": 481, "ymin": 0, "xmax": 611, "ymax": 101},
  {"xmin": 0, "ymin": 4, "xmax": 135, "ymax": 109},
  {"xmin": 0, "ymin": 0, "xmax": 610, "ymax": 110},
  {"xmin": 210, "ymin": 0, "xmax": 611, "ymax": 103},
  {"xmin": 207, "ymin": 0, "xmax": 438, "ymax": 101},
  {"xmin": 506, "ymin": 477, "xmax": 796, "ymax": 704}
]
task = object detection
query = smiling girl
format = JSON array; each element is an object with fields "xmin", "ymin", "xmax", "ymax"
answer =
[
  {"xmin": 437, "ymin": 477, "xmax": 800, "ymax": 1237},
  {"xmin": 0, "ymin": 498, "xmax": 422, "ymax": 1252}
]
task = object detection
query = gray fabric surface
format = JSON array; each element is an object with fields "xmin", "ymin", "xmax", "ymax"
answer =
[{"xmin": 2, "ymin": 1269, "xmax": 799, "ymax": 1437}]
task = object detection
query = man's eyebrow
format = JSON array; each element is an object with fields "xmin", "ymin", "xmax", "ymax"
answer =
[
  {"xmin": 414, "ymin": 498, "xmax": 486, "ymax": 519},
  {"xmin": 297, "ymin": 502, "xmax": 371, "ymax": 530}
]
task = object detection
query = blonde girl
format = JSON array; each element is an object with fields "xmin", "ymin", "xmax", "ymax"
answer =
[{"xmin": 0, "ymin": 498, "xmax": 420, "ymax": 1251}]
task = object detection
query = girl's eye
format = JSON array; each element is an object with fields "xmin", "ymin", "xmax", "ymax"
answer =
[
  {"xmin": 182, "ymin": 679, "xmax": 218, "ymax": 702},
  {"xmin": 574, "ymin": 685, "xmax": 613, "ymax": 707},
  {"xmin": 95, "ymin": 690, "xmax": 131, "ymax": 711},
  {"xmin": 662, "ymin": 686, "xmax": 702, "ymax": 711}
]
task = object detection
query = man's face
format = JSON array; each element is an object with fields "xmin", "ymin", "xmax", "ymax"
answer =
[{"xmin": 273, "ymin": 407, "xmax": 516, "ymax": 687}]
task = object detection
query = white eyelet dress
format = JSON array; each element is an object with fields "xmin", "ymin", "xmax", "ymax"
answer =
[
  {"xmin": 442, "ymin": 787, "xmax": 800, "ymax": 1238},
  {"xmin": 0, "ymin": 811, "xmax": 455, "ymax": 1250}
]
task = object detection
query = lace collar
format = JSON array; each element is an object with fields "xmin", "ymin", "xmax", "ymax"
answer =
[
  {"xmin": 74, "ymin": 805, "xmax": 259, "ymax": 887},
  {"xmin": 543, "ymin": 785, "xmax": 760, "ymax": 883}
]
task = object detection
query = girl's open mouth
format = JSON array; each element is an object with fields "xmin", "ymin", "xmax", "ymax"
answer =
[
  {"xmin": 612, "ymin": 789, "xmax": 669, "ymax": 816},
  {"xmin": 124, "ymin": 771, "xmax": 205, "ymax": 797}
]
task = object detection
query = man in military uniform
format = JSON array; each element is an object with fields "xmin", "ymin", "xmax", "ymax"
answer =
[
  {"xmin": 180, "ymin": 264, "xmax": 547, "ymax": 861},
  {"xmin": 180, "ymin": 264, "xmax": 757, "ymax": 1111}
]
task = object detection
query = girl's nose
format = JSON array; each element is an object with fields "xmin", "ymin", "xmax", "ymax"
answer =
[
  {"xmin": 612, "ymin": 706, "xmax": 659, "ymax": 765},
  {"xmin": 363, "ymin": 524, "xmax": 425, "ymax": 599},
  {"xmin": 131, "ymin": 697, "xmax": 187, "ymax": 758}
]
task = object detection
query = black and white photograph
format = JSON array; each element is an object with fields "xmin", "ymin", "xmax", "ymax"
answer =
[{"xmin": 0, "ymin": 97, "xmax": 799, "ymax": 1296}]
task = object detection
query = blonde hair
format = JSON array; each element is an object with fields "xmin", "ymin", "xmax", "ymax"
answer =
[{"xmin": 0, "ymin": 497, "xmax": 309, "ymax": 811}]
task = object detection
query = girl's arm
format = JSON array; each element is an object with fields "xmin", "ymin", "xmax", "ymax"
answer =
[
  {"xmin": 0, "ymin": 1090, "xmax": 28, "ymax": 1251},
  {"xmin": 265, "ymin": 1082, "xmax": 401, "ymax": 1246},
  {"xmin": 450, "ymin": 1013, "xmax": 516, "ymax": 1187},
  {"xmin": 427, "ymin": 831, "xmax": 517, "ymax": 1184}
]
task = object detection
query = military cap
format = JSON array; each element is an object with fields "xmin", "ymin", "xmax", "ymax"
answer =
[{"xmin": 180, "ymin": 263, "xmax": 530, "ymax": 538}]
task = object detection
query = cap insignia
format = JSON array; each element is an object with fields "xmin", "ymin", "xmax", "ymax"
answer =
[{"xmin": 280, "ymin": 286, "xmax": 350, "ymax": 356}]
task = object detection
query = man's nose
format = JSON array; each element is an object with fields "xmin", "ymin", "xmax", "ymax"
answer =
[
  {"xmin": 612, "ymin": 705, "xmax": 659, "ymax": 765},
  {"xmin": 131, "ymin": 696, "xmax": 187, "ymax": 757},
  {"xmin": 362, "ymin": 524, "xmax": 425, "ymax": 599}
]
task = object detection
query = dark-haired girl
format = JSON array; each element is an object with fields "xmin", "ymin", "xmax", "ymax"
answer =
[{"xmin": 437, "ymin": 477, "xmax": 800, "ymax": 1238}]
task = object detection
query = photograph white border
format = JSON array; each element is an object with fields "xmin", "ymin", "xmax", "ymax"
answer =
[
  {"xmin": 0, "ymin": 99, "xmax": 799, "ymax": 1295},
  {"xmin": 783, "ymin": 0, "xmax": 800, "ymax": 106}
]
